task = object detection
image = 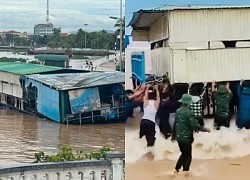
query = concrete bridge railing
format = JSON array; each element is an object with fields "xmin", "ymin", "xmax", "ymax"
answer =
[{"xmin": 0, "ymin": 152, "xmax": 124, "ymax": 180}]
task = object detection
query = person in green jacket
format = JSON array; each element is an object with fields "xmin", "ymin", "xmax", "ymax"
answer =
[
  {"xmin": 172, "ymin": 94, "xmax": 210, "ymax": 174},
  {"xmin": 212, "ymin": 81, "xmax": 233, "ymax": 130}
]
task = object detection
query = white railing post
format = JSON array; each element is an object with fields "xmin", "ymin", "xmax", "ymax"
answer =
[{"xmin": 105, "ymin": 152, "xmax": 125, "ymax": 180}]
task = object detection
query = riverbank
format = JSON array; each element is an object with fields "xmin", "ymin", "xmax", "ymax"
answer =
[{"xmin": 125, "ymin": 112, "xmax": 250, "ymax": 180}]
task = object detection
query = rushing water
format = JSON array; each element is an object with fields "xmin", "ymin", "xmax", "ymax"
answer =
[
  {"xmin": 126, "ymin": 112, "xmax": 250, "ymax": 163},
  {"xmin": 0, "ymin": 110, "xmax": 124, "ymax": 167}
]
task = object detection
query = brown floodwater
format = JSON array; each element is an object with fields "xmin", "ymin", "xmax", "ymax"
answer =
[
  {"xmin": 126, "ymin": 112, "xmax": 250, "ymax": 179},
  {"xmin": 0, "ymin": 110, "xmax": 124, "ymax": 167}
]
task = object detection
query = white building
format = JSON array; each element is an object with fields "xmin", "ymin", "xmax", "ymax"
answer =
[
  {"xmin": 128, "ymin": 5, "xmax": 250, "ymax": 83},
  {"xmin": 34, "ymin": 23, "xmax": 54, "ymax": 36}
]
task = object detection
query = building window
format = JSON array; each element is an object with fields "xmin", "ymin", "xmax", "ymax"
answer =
[{"xmin": 222, "ymin": 41, "xmax": 237, "ymax": 48}]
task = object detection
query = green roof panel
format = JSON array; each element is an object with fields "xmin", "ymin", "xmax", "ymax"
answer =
[{"xmin": 0, "ymin": 62, "xmax": 62, "ymax": 75}]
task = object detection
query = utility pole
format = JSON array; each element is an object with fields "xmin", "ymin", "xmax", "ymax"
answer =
[
  {"xmin": 46, "ymin": 0, "xmax": 49, "ymax": 23},
  {"xmin": 115, "ymin": 41, "xmax": 117, "ymax": 64},
  {"xmin": 119, "ymin": 0, "xmax": 123, "ymax": 72},
  {"xmin": 84, "ymin": 24, "xmax": 88, "ymax": 48}
]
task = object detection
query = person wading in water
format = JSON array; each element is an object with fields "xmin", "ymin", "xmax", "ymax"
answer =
[
  {"xmin": 188, "ymin": 82, "xmax": 207, "ymax": 127},
  {"xmin": 172, "ymin": 94, "xmax": 210, "ymax": 176},
  {"xmin": 139, "ymin": 84, "xmax": 160, "ymax": 150},
  {"xmin": 157, "ymin": 83, "xmax": 180, "ymax": 139},
  {"xmin": 212, "ymin": 81, "xmax": 233, "ymax": 130}
]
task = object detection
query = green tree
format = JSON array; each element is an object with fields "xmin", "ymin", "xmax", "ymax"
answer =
[
  {"xmin": 75, "ymin": 28, "xmax": 85, "ymax": 48},
  {"xmin": 33, "ymin": 145, "xmax": 111, "ymax": 163}
]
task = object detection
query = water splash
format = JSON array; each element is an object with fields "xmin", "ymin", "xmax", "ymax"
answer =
[{"xmin": 126, "ymin": 118, "xmax": 250, "ymax": 163}]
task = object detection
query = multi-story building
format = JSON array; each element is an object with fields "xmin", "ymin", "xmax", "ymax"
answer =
[
  {"xmin": 0, "ymin": 30, "xmax": 28, "ymax": 39},
  {"xmin": 34, "ymin": 23, "xmax": 54, "ymax": 36}
]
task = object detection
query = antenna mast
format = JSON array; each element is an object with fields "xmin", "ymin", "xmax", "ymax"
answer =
[{"xmin": 46, "ymin": 0, "xmax": 49, "ymax": 23}]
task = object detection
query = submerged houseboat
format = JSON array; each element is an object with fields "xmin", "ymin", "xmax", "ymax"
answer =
[{"xmin": 0, "ymin": 62, "xmax": 125, "ymax": 124}]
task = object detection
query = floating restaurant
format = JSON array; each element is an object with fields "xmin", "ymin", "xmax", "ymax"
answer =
[{"xmin": 0, "ymin": 62, "xmax": 125, "ymax": 124}]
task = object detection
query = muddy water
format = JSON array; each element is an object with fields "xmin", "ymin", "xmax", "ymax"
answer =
[
  {"xmin": 126, "ymin": 112, "xmax": 250, "ymax": 179},
  {"xmin": 126, "ymin": 111, "xmax": 250, "ymax": 163},
  {"xmin": 0, "ymin": 110, "xmax": 124, "ymax": 167}
]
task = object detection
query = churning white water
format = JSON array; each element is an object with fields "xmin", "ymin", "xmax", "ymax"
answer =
[{"xmin": 126, "ymin": 116, "xmax": 250, "ymax": 164}]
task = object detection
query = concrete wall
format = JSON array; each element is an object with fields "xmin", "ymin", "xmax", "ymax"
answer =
[{"xmin": 0, "ymin": 152, "xmax": 125, "ymax": 180}]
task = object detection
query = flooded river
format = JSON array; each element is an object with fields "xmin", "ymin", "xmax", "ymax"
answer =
[
  {"xmin": 0, "ymin": 51, "xmax": 123, "ymax": 167},
  {"xmin": 0, "ymin": 110, "xmax": 124, "ymax": 167}
]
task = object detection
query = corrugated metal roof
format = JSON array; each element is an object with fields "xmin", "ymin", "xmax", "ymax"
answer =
[
  {"xmin": 36, "ymin": 54, "xmax": 69, "ymax": 61},
  {"xmin": 127, "ymin": 10, "xmax": 166, "ymax": 30},
  {"xmin": 128, "ymin": 5, "xmax": 250, "ymax": 30},
  {"xmin": 156, "ymin": 5, "xmax": 250, "ymax": 11},
  {"xmin": 26, "ymin": 72, "xmax": 125, "ymax": 90},
  {"xmin": 0, "ymin": 62, "xmax": 62, "ymax": 75}
]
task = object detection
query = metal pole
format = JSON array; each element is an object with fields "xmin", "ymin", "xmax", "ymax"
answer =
[
  {"xmin": 114, "ymin": 41, "xmax": 117, "ymax": 64},
  {"xmin": 84, "ymin": 23, "xmax": 88, "ymax": 48},
  {"xmin": 79, "ymin": 112, "xmax": 82, "ymax": 125},
  {"xmin": 119, "ymin": 0, "xmax": 123, "ymax": 72},
  {"xmin": 85, "ymin": 31, "xmax": 86, "ymax": 48}
]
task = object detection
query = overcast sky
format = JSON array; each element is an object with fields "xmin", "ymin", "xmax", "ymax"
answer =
[
  {"xmin": 0, "ymin": 0, "xmax": 125, "ymax": 34},
  {"xmin": 125, "ymin": 0, "xmax": 250, "ymax": 35}
]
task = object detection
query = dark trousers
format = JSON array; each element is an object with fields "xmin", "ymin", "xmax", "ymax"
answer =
[
  {"xmin": 214, "ymin": 115, "xmax": 230, "ymax": 129},
  {"xmin": 196, "ymin": 116, "xmax": 204, "ymax": 127},
  {"xmin": 139, "ymin": 119, "xmax": 156, "ymax": 147},
  {"xmin": 159, "ymin": 117, "xmax": 172, "ymax": 139},
  {"xmin": 175, "ymin": 140, "xmax": 192, "ymax": 171},
  {"xmin": 236, "ymin": 117, "xmax": 250, "ymax": 129}
]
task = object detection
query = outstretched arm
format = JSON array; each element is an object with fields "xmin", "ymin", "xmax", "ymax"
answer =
[
  {"xmin": 143, "ymin": 85, "xmax": 149, "ymax": 102},
  {"xmin": 211, "ymin": 81, "xmax": 216, "ymax": 92},
  {"xmin": 128, "ymin": 86, "xmax": 145, "ymax": 100},
  {"xmin": 199, "ymin": 82, "xmax": 207, "ymax": 99},
  {"xmin": 238, "ymin": 79, "xmax": 244, "ymax": 97},
  {"xmin": 187, "ymin": 82, "xmax": 192, "ymax": 94},
  {"xmin": 154, "ymin": 84, "xmax": 160, "ymax": 109}
]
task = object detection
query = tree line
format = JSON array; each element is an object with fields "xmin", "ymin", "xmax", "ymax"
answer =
[{"xmin": 0, "ymin": 26, "xmax": 124, "ymax": 51}]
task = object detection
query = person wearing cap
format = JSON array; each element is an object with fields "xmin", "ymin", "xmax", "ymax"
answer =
[
  {"xmin": 171, "ymin": 94, "xmax": 210, "ymax": 174},
  {"xmin": 187, "ymin": 82, "xmax": 207, "ymax": 127},
  {"xmin": 139, "ymin": 84, "xmax": 160, "ymax": 147},
  {"xmin": 236, "ymin": 79, "xmax": 250, "ymax": 129},
  {"xmin": 212, "ymin": 81, "xmax": 233, "ymax": 130}
]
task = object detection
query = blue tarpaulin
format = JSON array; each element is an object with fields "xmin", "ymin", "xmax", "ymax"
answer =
[{"xmin": 68, "ymin": 87, "xmax": 100, "ymax": 113}]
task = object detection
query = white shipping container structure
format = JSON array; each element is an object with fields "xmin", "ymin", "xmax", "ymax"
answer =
[{"xmin": 128, "ymin": 5, "xmax": 250, "ymax": 83}]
